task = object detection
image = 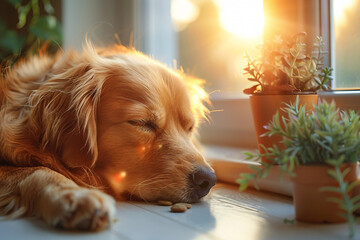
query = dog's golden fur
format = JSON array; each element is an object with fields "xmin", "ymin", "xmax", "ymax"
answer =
[{"xmin": 0, "ymin": 44, "xmax": 213, "ymax": 231}]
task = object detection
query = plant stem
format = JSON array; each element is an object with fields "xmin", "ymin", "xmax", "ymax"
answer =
[{"xmin": 334, "ymin": 166, "xmax": 355, "ymax": 238}]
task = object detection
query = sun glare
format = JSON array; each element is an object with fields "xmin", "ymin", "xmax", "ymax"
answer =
[
  {"xmin": 215, "ymin": 0, "xmax": 264, "ymax": 39},
  {"xmin": 171, "ymin": 0, "xmax": 199, "ymax": 31},
  {"xmin": 114, "ymin": 171, "xmax": 127, "ymax": 182},
  {"xmin": 333, "ymin": 0, "xmax": 356, "ymax": 26}
]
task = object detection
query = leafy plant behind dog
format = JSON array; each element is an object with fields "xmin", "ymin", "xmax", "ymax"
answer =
[{"xmin": 0, "ymin": 0, "xmax": 62, "ymax": 63}]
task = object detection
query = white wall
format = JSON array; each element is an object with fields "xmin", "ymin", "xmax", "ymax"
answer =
[
  {"xmin": 62, "ymin": 0, "xmax": 130, "ymax": 51},
  {"xmin": 133, "ymin": 0, "xmax": 178, "ymax": 66},
  {"xmin": 62, "ymin": 0, "xmax": 177, "ymax": 66}
]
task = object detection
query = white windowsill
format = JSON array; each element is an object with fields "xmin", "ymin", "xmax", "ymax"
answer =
[
  {"xmin": 3, "ymin": 182, "xmax": 358, "ymax": 240},
  {"xmin": 204, "ymin": 145, "xmax": 293, "ymax": 197}
]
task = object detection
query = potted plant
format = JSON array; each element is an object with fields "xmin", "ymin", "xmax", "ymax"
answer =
[
  {"xmin": 237, "ymin": 98, "xmax": 360, "ymax": 238},
  {"xmin": 243, "ymin": 32, "xmax": 332, "ymax": 162}
]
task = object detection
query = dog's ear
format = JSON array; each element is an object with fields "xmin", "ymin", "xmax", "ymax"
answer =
[
  {"xmin": 183, "ymin": 75, "xmax": 210, "ymax": 125},
  {"xmin": 28, "ymin": 53, "xmax": 104, "ymax": 169},
  {"xmin": 181, "ymin": 74, "xmax": 210, "ymax": 150}
]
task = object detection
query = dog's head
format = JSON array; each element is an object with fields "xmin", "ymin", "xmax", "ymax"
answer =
[
  {"xmin": 43, "ymin": 45, "xmax": 217, "ymax": 203},
  {"xmin": 95, "ymin": 48, "xmax": 216, "ymax": 203}
]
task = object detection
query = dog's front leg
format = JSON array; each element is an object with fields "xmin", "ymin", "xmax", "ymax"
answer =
[{"xmin": 0, "ymin": 166, "xmax": 116, "ymax": 231}]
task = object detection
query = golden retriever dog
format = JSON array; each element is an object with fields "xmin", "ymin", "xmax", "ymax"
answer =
[{"xmin": 0, "ymin": 43, "xmax": 217, "ymax": 231}]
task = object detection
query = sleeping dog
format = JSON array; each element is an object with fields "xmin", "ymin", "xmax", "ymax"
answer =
[{"xmin": 0, "ymin": 44, "xmax": 216, "ymax": 231}]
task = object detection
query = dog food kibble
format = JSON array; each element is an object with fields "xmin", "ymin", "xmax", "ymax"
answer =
[
  {"xmin": 171, "ymin": 203, "xmax": 187, "ymax": 212},
  {"xmin": 170, "ymin": 203, "xmax": 191, "ymax": 213},
  {"xmin": 183, "ymin": 203, "xmax": 192, "ymax": 209},
  {"xmin": 157, "ymin": 200, "xmax": 173, "ymax": 206}
]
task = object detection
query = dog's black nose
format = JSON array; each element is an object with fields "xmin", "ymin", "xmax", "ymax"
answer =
[{"xmin": 191, "ymin": 167, "xmax": 217, "ymax": 199}]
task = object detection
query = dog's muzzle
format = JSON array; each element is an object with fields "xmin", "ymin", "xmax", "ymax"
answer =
[{"xmin": 189, "ymin": 166, "xmax": 217, "ymax": 202}]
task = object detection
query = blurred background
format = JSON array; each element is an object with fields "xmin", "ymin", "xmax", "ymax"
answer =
[{"xmin": 0, "ymin": 0, "xmax": 359, "ymax": 94}]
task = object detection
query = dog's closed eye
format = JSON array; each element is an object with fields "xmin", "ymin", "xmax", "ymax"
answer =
[
  {"xmin": 127, "ymin": 120, "xmax": 158, "ymax": 132},
  {"xmin": 188, "ymin": 125, "xmax": 194, "ymax": 132}
]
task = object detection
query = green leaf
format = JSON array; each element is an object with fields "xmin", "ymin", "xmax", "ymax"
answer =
[
  {"xmin": 283, "ymin": 218, "xmax": 295, "ymax": 224},
  {"xmin": 352, "ymin": 202, "xmax": 360, "ymax": 212},
  {"xmin": 243, "ymin": 151, "xmax": 256, "ymax": 160},
  {"xmin": 327, "ymin": 169, "xmax": 340, "ymax": 181},
  {"xmin": 238, "ymin": 173, "xmax": 254, "ymax": 180},
  {"xmin": 4, "ymin": 0, "xmax": 22, "ymax": 7},
  {"xmin": 325, "ymin": 197, "xmax": 343, "ymax": 205},
  {"xmin": 0, "ymin": 30, "xmax": 25, "ymax": 54},
  {"xmin": 248, "ymin": 165, "xmax": 262, "ymax": 172},
  {"xmin": 337, "ymin": 212, "xmax": 347, "ymax": 219},
  {"xmin": 29, "ymin": 15, "xmax": 62, "ymax": 42},
  {"xmin": 253, "ymin": 180, "xmax": 260, "ymax": 190},
  {"xmin": 349, "ymin": 194, "xmax": 360, "ymax": 205},
  {"xmin": 42, "ymin": 0, "xmax": 54, "ymax": 14},
  {"xmin": 319, "ymin": 186, "xmax": 342, "ymax": 194},
  {"xmin": 262, "ymin": 166, "xmax": 271, "ymax": 179},
  {"xmin": 237, "ymin": 180, "xmax": 249, "ymax": 192},
  {"xmin": 341, "ymin": 167, "xmax": 351, "ymax": 179},
  {"xmin": 17, "ymin": 3, "xmax": 31, "ymax": 28}
]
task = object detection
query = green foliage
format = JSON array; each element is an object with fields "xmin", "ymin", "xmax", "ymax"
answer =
[
  {"xmin": 238, "ymin": 98, "xmax": 360, "ymax": 237},
  {"xmin": 238, "ymin": 99, "xmax": 360, "ymax": 188},
  {"xmin": 0, "ymin": 0, "xmax": 62, "ymax": 62},
  {"xmin": 265, "ymin": 100, "xmax": 360, "ymax": 166},
  {"xmin": 320, "ymin": 166, "xmax": 360, "ymax": 238},
  {"xmin": 283, "ymin": 218, "xmax": 295, "ymax": 224},
  {"xmin": 236, "ymin": 160, "xmax": 272, "ymax": 191},
  {"xmin": 243, "ymin": 33, "xmax": 333, "ymax": 95}
]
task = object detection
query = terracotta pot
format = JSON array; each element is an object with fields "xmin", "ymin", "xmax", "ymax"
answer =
[
  {"xmin": 292, "ymin": 163, "xmax": 358, "ymax": 223},
  {"xmin": 354, "ymin": 179, "xmax": 360, "ymax": 215},
  {"xmin": 249, "ymin": 94, "xmax": 318, "ymax": 162}
]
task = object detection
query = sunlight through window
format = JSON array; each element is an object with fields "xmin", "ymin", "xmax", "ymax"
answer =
[
  {"xmin": 173, "ymin": 0, "xmax": 265, "ymax": 93},
  {"xmin": 333, "ymin": 0, "xmax": 360, "ymax": 88},
  {"xmin": 333, "ymin": 0, "xmax": 356, "ymax": 27},
  {"xmin": 171, "ymin": 0, "xmax": 199, "ymax": 31},
  {"xmin": 215, "ymin": 0, "xmax": 264, "ymax": 39}
]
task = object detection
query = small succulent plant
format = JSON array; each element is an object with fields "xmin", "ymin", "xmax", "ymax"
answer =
[
  {"xmin": 237, "ymin": 98, "xmax": 360, "ymax": 238},
  {"xmin": 243, "ymin": 32, "xmax": 332, "ymax": 95}
]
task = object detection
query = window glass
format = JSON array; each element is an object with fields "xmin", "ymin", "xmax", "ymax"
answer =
[
  {"xmin": 333, "ymin": 0, "xmax": 360, "ymax": 88},
  {"xmin": 173, "ymin": 0, "xmax": 360, "ymax": 92},
  {"xmin": 171, "ymin": 0, "xmax": 264, "ymax": 94}
]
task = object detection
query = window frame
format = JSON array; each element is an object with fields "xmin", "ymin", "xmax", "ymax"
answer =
[
  {"xmin": 199, "ymin": 0, "xmax": 333, "ymax": 149},
  {"xmin": 133, "ymin": 0, "xmax": 177, "ymax": 67}
]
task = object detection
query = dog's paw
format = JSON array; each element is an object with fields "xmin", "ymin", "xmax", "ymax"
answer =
[{"xmin": 40, "ymin": 187, "xmax": 116, "ymax": 231}]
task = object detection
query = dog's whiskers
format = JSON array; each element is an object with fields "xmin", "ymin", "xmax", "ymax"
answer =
[{"xmin": 128, "ymin": 172, "xmax": 193, "ymax": 202}]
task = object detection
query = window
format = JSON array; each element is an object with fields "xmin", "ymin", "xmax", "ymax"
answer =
[
  {"xmin": 172, "ymin": 0, "xmax": 360, "ymax": 92},
  {"xmin": 172, "ymin": 0, "xmax": 334, "ymax": 95},
  {"xmin": 173, "ymin": 0, "xmax": 264, "ymax": 94},
  {"xmin": 173, "ymin": 0, "xmax": 333, "ymax": 148},
  {"xmin": 332, "ymin": 0, "xmax": 360, "ymax": 88}
]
